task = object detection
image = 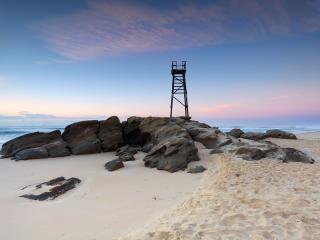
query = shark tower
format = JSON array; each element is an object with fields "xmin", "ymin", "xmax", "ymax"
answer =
[{"xmin": 170, "ymin": 61, "xmax": 190, "ymax": 120}]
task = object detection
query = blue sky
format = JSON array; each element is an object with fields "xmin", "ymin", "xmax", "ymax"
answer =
[{"xmin": 0, "ymin": 0, "xmax": 320, "ymax": 127}]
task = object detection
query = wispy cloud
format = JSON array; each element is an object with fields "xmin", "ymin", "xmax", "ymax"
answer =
[
  {"xmin": 36, "ymin": 0, "xmax": 320, "ymax": 60},
  {"xmin": 33, "ymin": 58, "xmax": 74, "ymax": 65}
]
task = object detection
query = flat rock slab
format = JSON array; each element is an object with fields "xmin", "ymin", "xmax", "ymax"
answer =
[{"xmin": 20, "ymin": 177, "xmax": 81, "ymax": 201}]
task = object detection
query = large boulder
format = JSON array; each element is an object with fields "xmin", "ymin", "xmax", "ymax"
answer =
[
  {"xmin": 235, "ymin": 147, "xmax": 266, "ymax": 160},
  {"xmin": 272, "ymin": 147, "xmax": 315, "ymax": 163},
  {"xmin": 14, "ymin": 138, "xmax": 70, "ymax": 161},
  {"xmin": 99, "ymin": 116, "xmax": 123, "ymax": 151},
  {"xmin": 1, "ymin": 130, "xmax": 61, "ymax": 158},
  {"xmin": 62, "ymin": 120, "xmax": 101, "ymax": 155},
  {"xmin": 43, "ymin": 138, "xmax": 71, "ymax": 158},
  {"xmin": 140, "ymin": 117, "xmax": 199, "ymax": 172},
  {"xmin": 266, "ymin": 129, "xmax": 297, "ymax": 139},
  {"xmin": 241, "ymin": 132, "xmax": 268, "ymax": 141},
  {"xmin": 143, "ymin": 136, "xmax": 199, "ymax": 172},
  {"xmin": 15, "ymin": 147, "xmax": 49, "ymax": 161},
  {"xmin": 122, "ymin": 116, "xmax": 146, "ymax": 145},
  {"xmin": 227, "ymin": 128, "xmax": 244, "ymax": 138}
]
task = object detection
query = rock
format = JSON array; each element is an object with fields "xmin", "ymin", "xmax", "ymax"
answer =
[
  {"xmin": 280, "ymin": 148, "xmax": 315, "ymax": 163},
  {"xmin": 36, "ymin": 177, "xmax": 66, "ymax": 188},
  {"xmin": 187, "ymin": 165, "xmax": 206, "ymax": 173},
  {"xmin": 99, "ymin": 116, "xmax": 123, "ymax": 151},
  {"xmin": 266, "ymin": 129, "xmax": 297, "ymax": 140},
  {"xmin": 42, "ymin": 139, "xmax": 70, "ymax": 158},
  {"xmin": 104, "ymin": 159, "xmax": 124, "ymax": 171},
  {"xmin": 116, "ymin": 144, "xmax": 141, "ymax": 156},
  {"xmin": 210, "ymin": 149, "xmax": 224, "ymax": 154},
  {"xmin": 144, "ymin": 136, "xmax": 199, "ymax": 172},
  {"xmin": 62, "ymin": 120, "xmax": 101, "ymax": 155},
  {"xmin": 140, "ymin": 117, "xmax": 200, "ymax": 172},
  {"xmin": 1, "ymin": 130, "xmax": 61, "ymax": 158},
  {"xmin": 235, "ymin": 147, "xmax": 265, "ymax": 160},
  {"xmin": 15, "ymin": 147, "xmax": 49, "ymax": 161},
  {"xmin": 141, "ymin": 143, "xmax": 154, "ymax": 153},
  {"xmin": 226, "ymin": 128, "xmax": 244, "ymax": 138},
  {"xmin": 122, "ymin": 116, "xmax": 147, "ymax": 146},
  {"xmin": 118, "ymin": 152, "xmax": 135, "ymax": 161},
  {"xmin": 241, "ymin": 132, "xmax": 268, "ymax": 141},
  {"xmin": 20, "ymin": 177, "xmax": 81, "ymax": 201},
  {"xmin": 193, "ymin": 129, "xmax": 232, "ymax": 149}
]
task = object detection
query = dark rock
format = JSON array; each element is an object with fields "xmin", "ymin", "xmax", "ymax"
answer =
[
  {"xmin": 187, "ymin": 165, "xmax": 207, "ymax": 173},
  {"xmin": 122, "ymin": 116, "xmax": 147, "ymax": 146},
  {"xmin": 241, "ymin": 132, "xmax": 268, "ymax": 141},
  {"xmin": 141, "ymin": 143, "xmax": 154, "ymax": 153},
  {"xmin": 281, "ymin": 148, "xmax": 315, "ymax": 163},
  {"xmin": 43, "ymin": 139, "xmax": 70, "ymax": 158},
  {"xmin": 15, "ymin": 147, "xmax": 49, "ymax": 161},
  {"xmin": 118, "ymin": 152, "xmax": 135, "ymax": 162},
  {"xmin": 227, "ymin": 128, "xmax": 244, "ymax": 138},
  {"xmin": 235, "ymin": 147, "xmax": 265, "ymax": 160},
  {"xmin": 62, "ymin": 120, "xmax": 101, "ymax": 155},
  {"xmin": 140, "ymin": 117, "xmax": 200, "ymax": 172},
  {"xmin": 36, "ymin": 177, "xmax": 66, "ymax": 188},
  {"xmin": 266, "ymin": 129, "xmax": 297, "ymax": 140},
  {"xmin": 20, "ymin": 177, "xmax": 81, "ymax": 201},
  {"xmin": 1, "ymin": 130, "xmax": 61, "ymax": 158},
  {"xmin": 104, "ymin": 159, "xmax": 124, "ymax": 171},
  {"xmin": 210, "ymin": 149, "xmax": 224, "ymax": 154},
  {"xmin": 116, "ymin": 144, "xmax": 141, "ymax": 156},
  {"xmin": 99, "ymin": 116, "xmax": 123, "ymax": 151}
]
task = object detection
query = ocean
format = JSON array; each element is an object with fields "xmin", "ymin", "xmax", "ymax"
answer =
[{"xmin": 1, "ymin": 124, "xmax": 320, "ymax": 149}]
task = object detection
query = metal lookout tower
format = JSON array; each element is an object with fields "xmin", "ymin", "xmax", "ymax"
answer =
[{"xmin": 170, "ymin": 61, "xmax": 190, "ymax": 120}]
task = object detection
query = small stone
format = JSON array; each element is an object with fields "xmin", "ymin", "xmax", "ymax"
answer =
[
  {"xmin": 187, "ymin": 165, "xmax": 207, "ymax": 173},
  {"xmin": 104, "ymin": 159, "xmax": 124, "ymax": 171}
]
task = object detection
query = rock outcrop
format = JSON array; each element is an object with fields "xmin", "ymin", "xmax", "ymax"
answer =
[
  {"xmin": 62, "ymin": 120, "xmax": 101, "ymax": 155},
  {"xmin": 266, "ymin": 129, "xmax": 297, "ymax": 139},
  {"xmin": 20, "ymin": 177, "xmax": 81, "ymax": 201},
  {"xmin": 241, "ymin": 132, "xmax": 268, "ymax": 141},
  {"xmin": 1, "ymin": 117, "xmax": 313, "ymax": 171},
  {"xmin": 226, "ymin": 128, "xmax": 244, "ymax": 138},
  {"xmin": 1, "ymin": 130, "xmax": 61, "ymax": 158},
  {"xmin": 99, "ymin": 116, "xmax": 123, "ymax": 151},
  {"xmin": 15, "ymin": 147, "xmax": 49, "ymax": 161},
  {"xmin": 140, "ymin": 117, "xmax": 199, "ymax": 172},
  {"xmin": 122, "ymin": 116, "xmax": 146, "ymax": 146}
]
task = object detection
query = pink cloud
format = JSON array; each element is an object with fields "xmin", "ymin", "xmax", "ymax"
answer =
[
  {"xmin": 199, "ymin": 103, "xmax": 241, "ymax": 115},
  {"xmin": 36, "ymin": 0, "xmax": 320, "ymax": 60}
]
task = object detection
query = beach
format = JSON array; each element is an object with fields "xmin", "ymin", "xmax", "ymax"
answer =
[
  {"xmin": 121, "ymin": 132, "xmax": 320, "ymax": 239},
  {"xmin": 0, "ymin": 132, "xmax": 319, "ymax": 240}
]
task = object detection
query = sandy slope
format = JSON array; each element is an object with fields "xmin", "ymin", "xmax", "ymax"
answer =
[
  {"xmin": 0, "ymin": 152, "xmax": 204, "ymax": 240},
  {"xmin": 121, "ymin": 133, "xmax": 320, "ymax": 240}
]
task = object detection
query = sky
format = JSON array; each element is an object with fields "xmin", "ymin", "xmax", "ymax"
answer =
[{"xmin": 0, "ymin": 0, "xmax": 320, "ymax": 127}]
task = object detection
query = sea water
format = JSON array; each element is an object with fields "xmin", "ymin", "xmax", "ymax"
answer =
[{"xmin": 0, "ymin": 124, "xmax": 319, "ymax": 149}]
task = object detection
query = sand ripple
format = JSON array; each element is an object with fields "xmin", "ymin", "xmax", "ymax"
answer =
[{"xmin": 122, "ymin": 154, "xmax": 320, "ymax": 240}]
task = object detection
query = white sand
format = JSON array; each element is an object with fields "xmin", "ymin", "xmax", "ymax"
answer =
[
  {"xmin": 1, "ymin": 132, "xmax": 320, "ymax": 240},
  {"xmin": 121, "ymin": 133, "xmax": 320, "ymax": 240},
  {"xmin": 0, "ymin": 151, "xmax": 206, "ymax": 240}
]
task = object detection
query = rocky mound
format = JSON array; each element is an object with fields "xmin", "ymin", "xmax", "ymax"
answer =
[{"xmin": 0, "ymin": 116, "xmax": 313, "ymax": 173}]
